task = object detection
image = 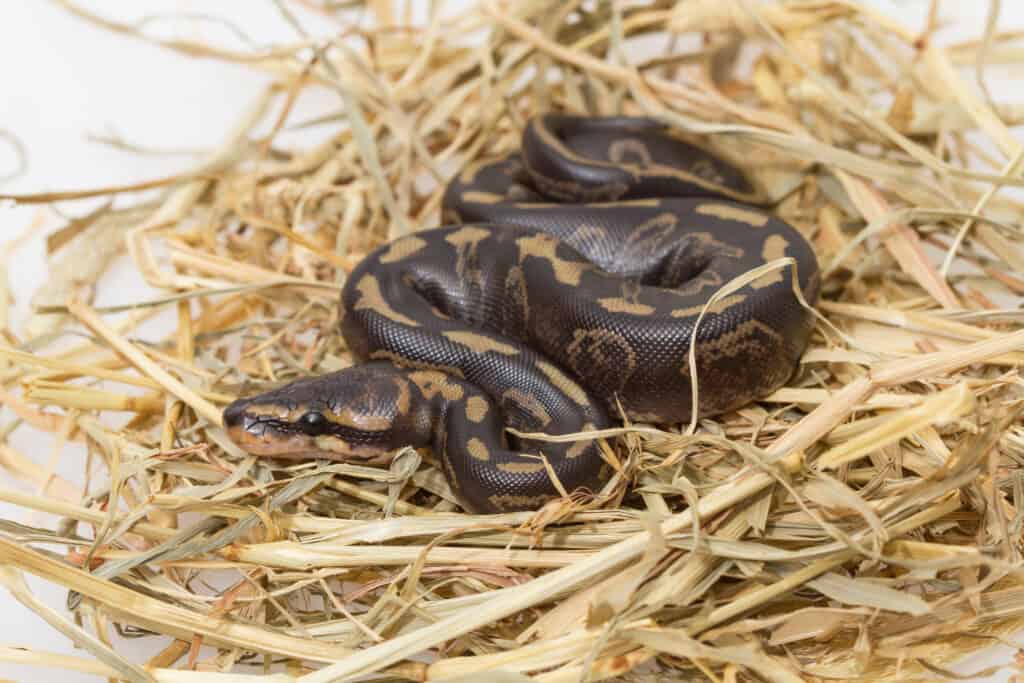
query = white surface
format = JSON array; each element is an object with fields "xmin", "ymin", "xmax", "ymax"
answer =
[{"xmin": 1, "ymin": 2, "xmax": 1023, "ymax": 680}]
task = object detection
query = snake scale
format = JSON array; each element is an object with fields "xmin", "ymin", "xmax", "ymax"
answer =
[{"xmin": 223, "ymin": 115, "xmax": 820, "ymax": 514}]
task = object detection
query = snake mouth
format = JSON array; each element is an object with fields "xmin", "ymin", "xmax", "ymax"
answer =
[
  {"xmin": 224, "ymin": 422, "xmax": 312, "ymax": 457},
  {"xmin": 224, "ymin": 420, "xmax": 389, "ymax": 463}
]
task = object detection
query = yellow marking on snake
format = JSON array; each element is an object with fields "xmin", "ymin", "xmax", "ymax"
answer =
[
  {"xmin": 750, "ymin": 235, "xmax": 791, "ymax": 289},
  {"xmin": 353, "ymin": 275, "xmax": 420, "ymax": 327},
  {"xmin": 314, "ymin": 436, "xmax": 394, "ymax": 462},
  {"xmin": 567, "ymin": 439, "xmax": 590, "ymax": 460},
  {"xmin": 393, "ymin": 376, "xmax": 411, "ymax": 415},
  {"xmin": 679, "ymin": 319, "xmax": 783, "ymax": 378},
  {"xmin": 567, "ymin": 329, "xmax": 638, "ymax": 390},
  {"xmin": 501, "ymin": 388, "xmax": 552, "ymax": 427},
  {"xmin": 598, "ymin": 297, "xmax": 655, "ymax": 316},
  {"xmin": 313, "ymin": 435, "xmax": 353, "ymax": 454},
  {"xmin": 510, "ymin": 202, "xmax": 561, "ymax": 209},
  {"xmin": 329, "ymin": 409, "xmax": 392, "ymax": 431},
  {"xmin": 504, "ymin": 266, "xmax": 530, "ymax": 326},
  {"xmin": 488, "ymin": 494, "xmax": 552, "ymax": 509},
  {"xmin": 536, "ymin": 360, "xmax": 589, "ymax": 406},
  {"xmin": 497, "ymin": 462, "xmax": 547, "ymax": 474},
  {"xmin": 235, "ymin": 404, "xmax": 290, "ymax": 419},
  {"xmin": 516, "ymin": 233, "xmax": 589, "ymax": 286},
  {"xmin": 462, "ymin": 191, "xmax": 505, "ymax": 204},
  {"xmin": 409, "ymin": 370, "xmax": 464, "ymax": 401},
  {"xmin": 763, "ymin": 234, "xmax": 789, "ymax": 260},
  {"xmin": 369, "ymin": 351, "xmax": 466, "ymax": 378},
  {"xmin": 627, "ymin": 144, "xmax": 753, "ymax": 200},
  {"xmin": 440, "ymin": 445, "xmax": 459, "ymax": 492},
  {"xmin": 465, "ymin": 396, "xmax": 489, "ymax": 423},
  {"xmin": 624, "ymin": 213, "xmax": 679, "ymax": 257},
  {"xmin": 443, "ymin": 331, "xmax": 520, "ymax": 355},
  {"xmin": 696, "ymin": 203, "xmax": 770, "ymax": 227},
  {"xmin": 459, "ymin": 156, "xmax": 500, "ymax": 185},
  {"xmin": 671, "ymin": 294, "xmax": 747, "ymax": 318},
  {"xmin": 630, "ymin": 412, "xmax": 666, "ymax": 423},
  {"xmin": 582, "ymin": 199, "xmax": 660, "ymax": 208},
  {"xmin": 467, "ymin": 437, "xmax": 490, "ymax": 461},
  {"xmin": 687, "ymin": 232, "xmax": 744, "ymax": 259},
  {"xmin": 437, "ymin": 424, "xmax": 457, "ymax": 490},
  {"xmin": 608, "ymin": 138, "xmax": 653, "ymax": 165},
  {"xmin": 446, "ymin": 226, "xmax": 490, "ymax": 287},
  {"xmin": 511, "ymin": 199, "xmax": 659, "ymax": 209},
  {"xmin": 675, "ymin": 270, "xmax": 723, "ymax": 296},
  {"xmin": 533, "ymin": 118, "xmax": 616, "ymax": 169},
  {"xmin": 378, "ymin": 235, "xmax": 427, "ymax": 264},
  {"xmin": 445, "ymin": 225, "xmax": 491, "ymax": 247}
]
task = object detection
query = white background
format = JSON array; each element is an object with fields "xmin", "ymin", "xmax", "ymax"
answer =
[{"xmin": 2, "ymin": 1, "xmax": 1023, "ymax": 680}]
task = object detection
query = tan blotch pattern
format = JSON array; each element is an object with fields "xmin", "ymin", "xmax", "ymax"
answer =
[
  {"xmin": 443, "ymin": 331, "xmax": 520, "ymax": 355},
  {"xmin": 353, "ymin": 275, "xmax": 420, "ymax": 327},
  {"xmin": 671, "ymin": 294, "xmax": 747, "ymax": 319},
  {"xmin": 516, "ymin": 232, "xmax": 589, "ymax": 286},
  {"xmin": 597, "ymin": 297, "xmax": 655, "ymax": 316},
  {"xmin": 608, "ymin": 138, "xmax": 653, "ymax": 165},
  {"xmin": 674, "ymin": 269, "xmax": 724, "ymax": 297},
  {"xmin": 466, "ymin": 437, "xmax": 490, "ymax": 461},
  {"xmin": 462, "ymin": 191, "xmax": 505, "ymax": 204},
  {"xmin": 536, "ymin": 360, "xmax": 590, "ymax": 407},
  {"xmin": 446, "ymin": 226, "xmax": 490, "ymax": 290},
  {"xmin": 465, "ymin": 396, "xmax": 489, "ymax": 423},
  {"xmin": 391, "ymin": 376, "xmax": 412, "ymax": 415},
  {"xmin": 695, "ymin": 202, "xmax": 770, "ymax": 227},
  {"xmin": 679, "ymin": 318, "xmax": 783, "ymax": 377},
  {"xmin": 501, "ymin": 388, "xmax": 553, "ymax": 427},
  {"xmin": 750, "ymin": 234, "xmax": 791, "ymax": 289},
  {"xmin": 622, "ymin": 213, "xmax": 681, "ymax": 262},
  {"xmin": 497, "ymin": 461, "xmax": 547, "ymax": 474},
  {"xmin": 503, "ymin": 265, "xmax": 531, "ymax": 328},
  {"xmin": 487, "ymin": 494, "xmax": 553, "ymax": 510},
  {"xmin": 409, "ymin": 370, "xmax": 465, "ymax": 401},
  {"xmin": 567, "ymin": 328, "xmax": 638, "ymax": 392},
  {"xmin": 566, "ymin": 439, "xmax": 591, "ymax": 460},
  {"xmin": 378, "ymin": 235, "xmax": 428, "ymax": 264},
  {"xmin": 368, "ymin": 350, "xmax": 466, "ymax": 379},
  {"xmin": 233, "ymin": 404, "xmax": 291, "ymax": 419},
  {"xmin": 329, "ymin": 408, "xmax": 392, "ymax": 431},
  {"xmin": 458, "ymin": 156, "xmax": 498, "ymax": 185},
  {"xmin": 444, "ymin": 225, "xmax": 491, "ymax": 248},
  {"xmin": 567, "ymin": 423, "xmax": 598, "ymax": 460}
]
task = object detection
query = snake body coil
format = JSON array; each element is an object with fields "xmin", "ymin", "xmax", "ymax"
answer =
[{"xmin": 224, "ymin": 115, "xmax": 820, "ymax": 513}]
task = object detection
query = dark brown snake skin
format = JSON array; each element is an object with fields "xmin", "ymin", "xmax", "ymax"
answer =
[{"xmin": 223, "ymin": 115, "xmax": 820, "ymax": 514}]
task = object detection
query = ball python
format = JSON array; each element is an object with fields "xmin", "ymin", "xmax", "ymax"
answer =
[{"xmin": 223, "ymin": 114, "xmax": 820, "ymax": 514}]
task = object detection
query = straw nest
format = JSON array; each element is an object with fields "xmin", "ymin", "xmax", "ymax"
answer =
[{"xmin": 3, "ymin": 1, "xmax": 1024, "ymax": 681}]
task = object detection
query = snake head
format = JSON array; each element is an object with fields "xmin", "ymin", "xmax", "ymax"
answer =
[{"xmin": 222, "ymin": 364, "xmax": 422, "ymax": 462}]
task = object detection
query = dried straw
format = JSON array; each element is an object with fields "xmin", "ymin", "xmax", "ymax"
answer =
[{"xmin": 3, "ymin": 1, "xmax": 1024, "ymax": 680}]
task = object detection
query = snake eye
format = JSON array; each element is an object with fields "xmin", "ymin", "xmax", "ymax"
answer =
[{"xmin": 298, "ymin": 411, "xmax": 329, "ymax": 436}]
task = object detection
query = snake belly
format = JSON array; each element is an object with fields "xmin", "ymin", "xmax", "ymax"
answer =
[{"xmin": 223, "ymin": 114, "xmax": 820, "ymax": 514}]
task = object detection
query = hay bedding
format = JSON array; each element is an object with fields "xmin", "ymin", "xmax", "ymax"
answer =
[{"xmin": 2, "ymin": 0, "xmax": 1024, "ymax": 680}]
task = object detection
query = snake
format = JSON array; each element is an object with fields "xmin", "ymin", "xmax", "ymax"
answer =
[{"xmin": 223, "ymin": 114, "xmax": 820, "ymax": 514}]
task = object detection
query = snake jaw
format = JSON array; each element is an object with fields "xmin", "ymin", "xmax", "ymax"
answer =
[
  {"xmin": 226, "ymin": 427, "xmax": 312, "ymax": 457},
  {"xmin": 222, "ymin": 413, "xmax": 378, "ymax": 461}
]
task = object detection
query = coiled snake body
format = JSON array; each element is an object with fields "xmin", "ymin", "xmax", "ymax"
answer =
[{"xmin": 224, "ymin": 115, "xmax": 820, "ymax": 513}]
